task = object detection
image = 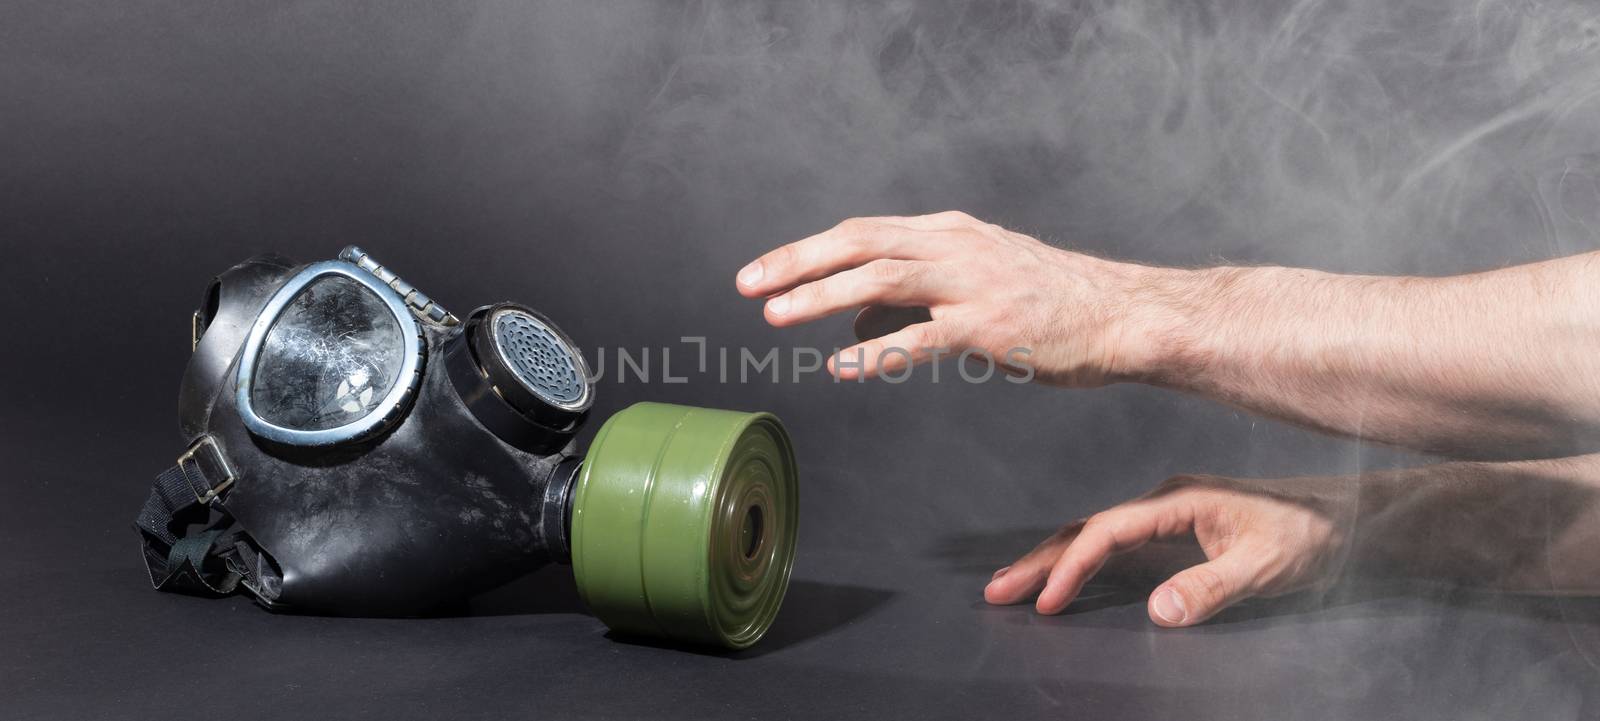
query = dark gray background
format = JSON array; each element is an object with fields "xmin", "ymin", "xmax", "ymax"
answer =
[{"xmin": 4, "ymin": 1, "xmax": 1600, "ymax": 719}]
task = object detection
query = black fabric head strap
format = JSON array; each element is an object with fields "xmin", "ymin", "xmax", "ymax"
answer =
[{"xmin": 134, "ymin": 437, "xmax": 248, "ymax": 597}]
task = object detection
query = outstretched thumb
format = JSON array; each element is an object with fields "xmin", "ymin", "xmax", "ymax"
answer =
[{"xmin": 1148, "ymin": 552, "xmax": 1259, "ymax": 628}]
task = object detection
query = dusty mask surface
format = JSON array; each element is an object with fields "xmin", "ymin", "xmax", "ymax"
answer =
[{"xmin": 135, "ymin": 246, "xmax": 799, "ymax": 649}]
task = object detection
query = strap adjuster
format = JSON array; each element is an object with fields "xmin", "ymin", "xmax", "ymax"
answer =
[{"xmin": 177, "ymin": 436, "xmax": 236, "ymax": 504}]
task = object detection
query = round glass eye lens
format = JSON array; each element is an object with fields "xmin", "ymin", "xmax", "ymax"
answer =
[{"xmin": 249, "ymin": 275, "xmax": 406, "ymax": 432}]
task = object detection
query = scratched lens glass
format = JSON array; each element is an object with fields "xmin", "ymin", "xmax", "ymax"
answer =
[{"xmin": 249, "ymin": 275, "xmax": 405, "ymax": 431}]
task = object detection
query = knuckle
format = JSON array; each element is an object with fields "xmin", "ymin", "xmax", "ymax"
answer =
[
  {"xmin": 839, "ymin": 220, "xmax": 887, "ymax": 262},
  {"xmin": 1083, "ymin": 512, "xmax": 1119, "ymax": 536},
  {"xmin": 769, "ymin": 243, "xmax": 800, "ymax": 272},
  {"xmin": 863, "ymin": 258, "xmax": 903, "ymax": 285},
  {"xmin": 954, "ymin": 226, "xmax": 995, "ymax": 246},
  {"xmin": 836, "ymin": 217, "xmax": 871, "ymax": 235},
  {"xmin": 906, "ymin": 323, "xmax": 944, "ymax": 350},
  {"xmin": 798, "ymin": 280, "xmax": 828, "ymax": 306},
  {"xmin": 896, "ymin": 260, "xmax": 924, "ymax": 287},
  {"xmin": 1105, "ymin": 516, "xmax": 1136, "ymax": 543},
  {"xmin": 878, "ymin": 339, "xmax": 920, "ymax": 371},
  {"xmin": 1185, "ymin": 567, "xmax": 1233, "ymax": 604}
]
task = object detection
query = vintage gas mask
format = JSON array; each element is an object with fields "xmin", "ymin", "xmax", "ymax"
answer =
[{"xmin": 134, "ymin": 247, "xmax": 799, "ymax": 649}]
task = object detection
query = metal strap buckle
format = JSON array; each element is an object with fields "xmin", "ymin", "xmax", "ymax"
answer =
[{"xmin": 177, "ymin": 436, "xmax": 237, "ymax": 505}]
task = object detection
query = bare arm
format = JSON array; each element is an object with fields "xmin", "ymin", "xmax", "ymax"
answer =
[
  {"xmin": 737, "ymin": 212, "xmax": 1600, "ymax": 458},
  {"xmin": 1350, "ymin": 454, "xmax": 1600, "ymax": 592},
  {"xmin": 1133, "ymin": 255, "xmax": 1600, "ymax": 458}
]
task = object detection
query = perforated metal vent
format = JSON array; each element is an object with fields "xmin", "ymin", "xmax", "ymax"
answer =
[{"xmin": 492, "ymin": 309, "xmax": 588, "ymax": 409}]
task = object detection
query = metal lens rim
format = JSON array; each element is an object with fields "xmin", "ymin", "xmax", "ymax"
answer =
[
  {"xmin": 234, "ymin": 260, "xmax": 425, "ymax": 447},
  {"xmin": 486, "ymin": 306, "xmax": 592, "ymax": 412}
]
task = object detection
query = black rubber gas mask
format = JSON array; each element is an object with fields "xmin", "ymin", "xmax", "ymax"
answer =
[{"xmin": 135, "ymin": 247, "xmax": 799, "ymax": 649}]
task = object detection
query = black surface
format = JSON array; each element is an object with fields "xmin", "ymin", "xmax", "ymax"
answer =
[{"xmin": 5, "ymin": 1, "xmax": 1600, "ymax": 719}]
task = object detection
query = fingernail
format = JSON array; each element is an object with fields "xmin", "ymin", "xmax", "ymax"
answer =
[
  {"xmin": 738, "ymin": 261, "xmax": 764, "ymax": 287},
  {"xmin": 767, "ymin": 295, "xmax": 790, "ymax": 316},
  {"xmin": 1152, "ymin": 588, "xmax": 1187, "ymax": 624},
  {"xmin": 991, "ymin": 566, "xmax": 1011, "ymax": 581}
]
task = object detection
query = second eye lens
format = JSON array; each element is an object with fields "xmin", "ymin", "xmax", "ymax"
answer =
[{"xmin": 446, "ymin": 303, "xmax": 594, "ymax": 454}]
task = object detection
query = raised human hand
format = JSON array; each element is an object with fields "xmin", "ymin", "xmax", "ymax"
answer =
[{"xmin": 736, "ymin": 211, "xmax": 1162, "ymax": 385}]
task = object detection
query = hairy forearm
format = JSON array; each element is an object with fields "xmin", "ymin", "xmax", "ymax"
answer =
[
  {"xmin": 1118, "ymin": 252, "xmax": 1600, "ymax": 458},
  {"xmin": 1346, "ymin": 454, "xmax": 1600, "ymax": 593}
]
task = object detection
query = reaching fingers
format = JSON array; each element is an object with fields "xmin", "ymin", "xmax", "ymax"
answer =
[
  {"xmin": 1147, "ymin": 549, "xmax": 1263, "ymax": 627},
  {"xmin": 1035, "ymin": 501, "xmax": 1191, "ymax": 615},
  {"xmin": 736, "ymin": 216, "xmax": 961, "ymax": 298},
  {"xmin": 763, "ymin": 259, "xmax": 943, "ymax": 327},
  {"xmin": 826, "ymin": 321, "xmax": 958, "ymax": 380},
  {"xmin": 984, "ymin": 522, "xmax": 1084, "ymax": 605}
]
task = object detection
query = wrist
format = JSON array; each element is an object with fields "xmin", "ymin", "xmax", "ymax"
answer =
[{"xmin": 1102, "ymin": 262, "xmax": 1244, "ymax": 385}]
